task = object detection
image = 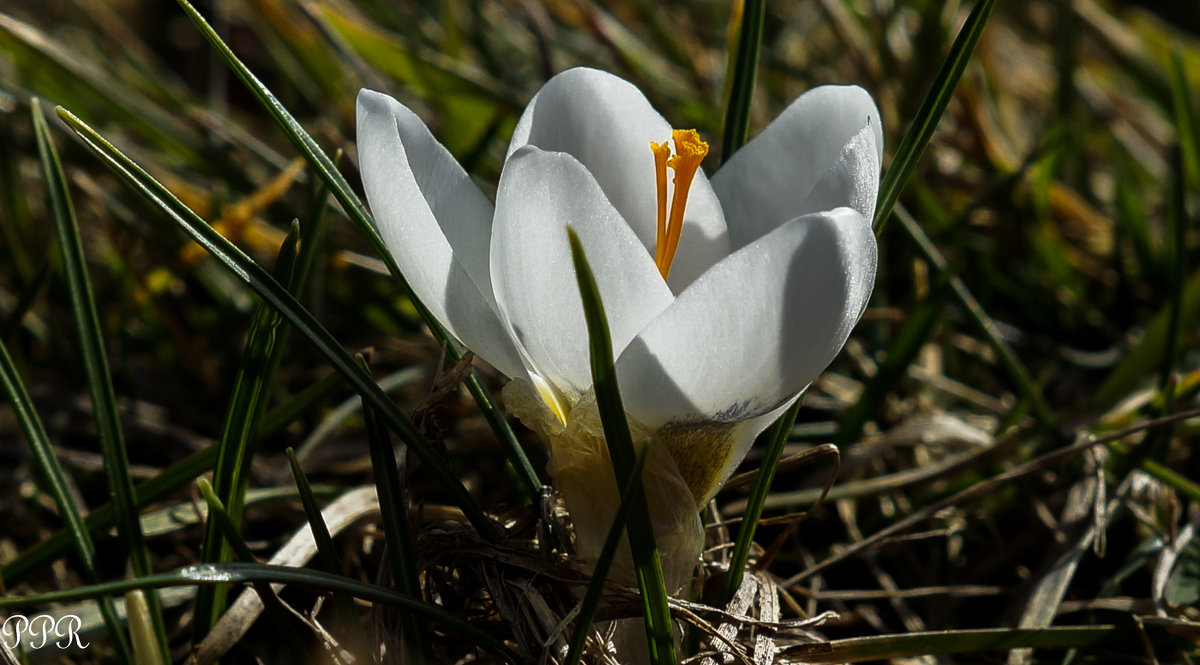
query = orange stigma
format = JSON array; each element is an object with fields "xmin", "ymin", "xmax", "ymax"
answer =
[{"xmin": 650, "ymin": 129, "xmax": 708, "ymax": 280}]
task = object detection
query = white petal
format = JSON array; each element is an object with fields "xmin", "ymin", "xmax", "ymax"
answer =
[
  {"xmin": 798, "ymin": 124, "xmax": 881, "ymax": 225},
  {"xmin": 712, "ymin": 85, "xmax": 883, "ymax": 249},
  {"xmin": 616, "ymin": 208, "xmax": 876, "ymax": 428},
  {"xmin": 490, "ymin": 146, "xmax": 674, "ymax": 406},
  {"xmin": 357, "ymin": 89, "xmax": 525, "ymax": 378},
  {"xmin": 508, "ymin": 67, "xmax": 729, "ymax": 290}
]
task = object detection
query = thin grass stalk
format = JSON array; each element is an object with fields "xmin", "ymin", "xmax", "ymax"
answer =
[
  {"xmin": 173, "ymin": 0, "xmax": 541, "ymax": 502},
  {"xmin": 193, "ymin": 222, "xmax": 301, "ymax": 640},
  {"xmin": 722, "ymin": 394, "xmax": 803, "ymax": 603},
  {"xmin": 567, "ymin": 227, "xmax": 675, "ymax": 665},
  {"xmin": 873, "ymin": 0, "xmax": 998, "ymax": 234},
  {"xmin": 0, "ymin": 563, "xmax": 522, "ymax": 664},
  {"xmin": 194, "ymin": 479, "xmax": 309, "ymax": 664},
  {"xmin": 721, "ymin": 0, "xmax": 764, "ymax": 164},
  {"xmin": 356, "ymin": 354, "xmax": 427, "ymax": 662},
  {"xmin": 285, "ymin": 449, "xmax": 374, "ymax": 661},
  {"xmin": 55, "ymin": 106, "xmax": 501, "ymax": 541},
  {"xmin": 0, "ymin": 338, "xmax": 133, "ymax": 662},
  {"xmin": 31, "ymin": 97, "xmax": 169, "ymax": 663}
]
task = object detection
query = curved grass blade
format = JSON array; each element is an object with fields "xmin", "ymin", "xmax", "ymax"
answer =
[
  {"xmin": 195, "ymin": 479, "xmax": 307, "ymax": 663},
  {"xmin": 31, "ymin": 97, "xmax": 167, "ymax": 662},
  {"xmin": 357, "ymin": 354, "xmax": 426, "ymax": 662},
  {"xmin": 723, "ymin": 393, "xmax": 804, "ymax": 603},
  {"xmin": 0, "ymin": 563, "xmax": 523, "ymax": 665},
  {"xmin": 873, "ymin": 0, "xmax": 998, "ymax": 234},
  {"xmin": 563, "ymin": 447, "xmax": 651, "ymax": 665},
  {"xmin": 720, "ymin": 0, "xmax": 764, "ymax": 163},
  {"xmin": 285, "ymin": 449, "xmax": 373, "ymax": 661},
  {"xmin": 0, "ymin": 338, "xmax": 132, "ymax": 662},
  {"xmin": 173, "ymin": 0, "xmax": 541, "ymax": 502},
  {"xmin": 56, "ymin": 106, "xmax": 501, "ymax": 541},
  {"xmin": 567, "ymin": 227, "xmax": 675, "ymax": 665},
  {"xmin": 192, "ymin": 221, "xmax": 301, "ymax": 641}
]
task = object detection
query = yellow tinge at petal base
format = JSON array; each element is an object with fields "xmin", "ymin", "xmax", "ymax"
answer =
[{"xmin": 503, "ymin": 377, "xmax": 759, "ymax": 593}]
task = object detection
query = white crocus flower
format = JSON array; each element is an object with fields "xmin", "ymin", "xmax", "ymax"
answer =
[{"xmin": 357, "ymin": 67, "xmax": 880, "ymax": 593}]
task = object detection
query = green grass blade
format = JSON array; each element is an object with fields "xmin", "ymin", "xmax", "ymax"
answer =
[
  {"xmin": 55, "ymin": 105, "xmax": 501, "ymax": 541},
  {"xmin": 567, "ymin": 227, "xmax": 675, "ymax": 665},
  {"xmin": 192, "ymin": 221, "xmax": 301, "ymax": 640},
  {"xmin": 563, "ymin": 447, "xmax": 650, "ymax": 665},
  {"xmin": 285, "ymin": 448, "xmax": 374, "ymax": 661},
  {"xmin": 173, "ymin": 0, "xmax": 541, "ymax": 502},
  {"xmin": 195, "ymin": 479, "xmax": 309, "ymax": 664},
  {"xmin": 873, "ymin": 0, "xmax": 998, "ymax": 234},
  {"xmin": 0, "ymin": 338, "xmax": 133, "ymax": 662},
  {"xmin": 723, "ymin": 393, "xmax": 804, "ymax": 603},
  {"xmin": 720, "ymin": 0, "xmax": 764, "ymax": 163},
  {"xmin": 357, "ymin": 354, "xmax": 427, "ymax": 661},
  {"xmin": 0, "ymin": 563, "xmax": 523, "ymax": 665},
  {"xmin": 31, "ymin": 97, "xmax": 169, "ymax": 663}
]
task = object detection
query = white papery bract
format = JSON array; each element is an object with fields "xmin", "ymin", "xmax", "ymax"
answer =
[{"xmin": 357, "ymin": 67, "xmax": 881, "ymax": 592}]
